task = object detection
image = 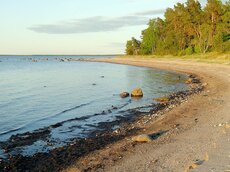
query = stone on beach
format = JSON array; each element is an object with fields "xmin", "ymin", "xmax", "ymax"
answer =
[
  {"xmin": 185, "ymin": 78, "xmax": 200, "ymax": 84},
  {"xmin": 120, "ymin": 92, "xmax": 130, "ymax": 98},
  {"xmin": 132, "ymin": 134, "xmax": 152, "ymax": 142},
  {"xmin": 131, "ymin": 88, "xmax": 143, "ymax": 97},
  {"xmin": 202, "ymin": 82, "xmax": 208, "ymax": 87},
  {"xmin": 154, "ymin": 97, "xmax": 169, "ymax": 104},
  {"xmin": 225, "ymin": 124, "xmax": 230, "ymax": 129},
  {"xmin": 188, "ymin": 160, "xmax": 205, "ymax": 170}
]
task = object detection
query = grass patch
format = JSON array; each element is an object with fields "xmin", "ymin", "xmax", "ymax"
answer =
[{"xmin": 116, "ymin": 52, "xmax": 230, "ymax": 65}]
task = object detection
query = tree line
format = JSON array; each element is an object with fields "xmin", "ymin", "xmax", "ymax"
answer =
[{"xmin": 126, "ymin": 0, "xmax": 230, "ymax": 56}]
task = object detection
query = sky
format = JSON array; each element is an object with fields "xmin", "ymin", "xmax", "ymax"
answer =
[{"xmin": 0, "ymin": 0, "xmax": 226, "ymax": 55}]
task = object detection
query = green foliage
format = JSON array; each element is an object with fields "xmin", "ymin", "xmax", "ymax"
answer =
[
  {"xmin": 125, "ymin": 38, "xmax": 141, "ymax": 55},
  {"xmin": 223, "ymin": 40, "xmax": 230, "ymax": 51},
  {"xmin": 126, "ymin": 0, "xmax": 230, "ymax": 55},
  {"xmin": 126, "ymin": 40, "xmax": 133, "ymax": 55},
  {"xmin": 194, "ymin": 45, "xmax": 202, "ymax": 54},
  {"xmin": 185, "ymin": 47, "xmax": 194, "ymax": 55}
]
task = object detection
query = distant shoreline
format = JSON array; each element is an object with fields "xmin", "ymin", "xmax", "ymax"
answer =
[{"xmin": 0, "ymin": 54, "xmax": 122, "ymax": 56}]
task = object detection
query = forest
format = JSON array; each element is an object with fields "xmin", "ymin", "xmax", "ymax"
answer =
[{"xmin": 126, "ymin": 0, "xmax": 230, "ymax": 56}]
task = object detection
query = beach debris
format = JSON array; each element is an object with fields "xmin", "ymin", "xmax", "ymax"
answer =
[
  {"xmin": 189, "ymin": 163, "xmax": 199, "ymax": 169},
  {"xmin": 225, "ymin": 123, "xmax": 230, "ymax": 129},
  {"xmin": 202, "ymin": 83, "xmax": 208, "ymax": 87},
  {"xmin": 195, "ymin": 118, "xmax": 198, "ymax": 123},
  {"xmin": 132, "ymin": 134, "xmax": 152, "ymax": 142},
  {"xmin": 214, "ymin": 122, "xmax": 229, "ymax": 128},
  {"xmin": 113, "ymin": 128, "xmax": 121, "ymax": 134},
  {"xmin": 188, "ymin": 160, "xmax": 205, "ymax": 170},
  {"xmin": 173, "ymin": 124, "xmax": 180, "ymax": 128},
  {"xmin": 185, "ymin": 78, "xmax": 200, "ymax": 84},
  {"xmin": 154, "ymin": 97, "xmax": 169, "ymax": 104},
  {"xmin": 204, "ymin": 152, "xmax": 209, "ymax": 161},
  {"xmin": 189, "ymin": 74, "xmax": 196, "ymax": 78},
  {"xmin": 120, "ymin": 92, "xmax": 130, "ymax": 98},
  {"xmin": 131, "ymin": 88, "xmax": 143, "ymax": 97},
  {"xmin": 185, "ymin": 78, "xmax": 192, "ymax": 84},
  {"xmin": 202, "ymin": 94, "xmax": 209, "ymax": 97},
  {"xmin": 219, "ymin": 123, "xmax": 224, "ymax": 127},
  {"xmin": 187, "ymin": 153, "xmax": 209, "ymax": 171},
  {"xmin": 214, "ymin": 121, "xmax": 228, "ymax": 128}
]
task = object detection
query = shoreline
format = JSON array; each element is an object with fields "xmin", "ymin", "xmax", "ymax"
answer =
[
  {"xmin": 0, "ymin": 58, "xmax": 203, "ymax": 172},
  {"xmin": 0, "ymin": 57, "xmax": 229, "ymax": 171},
  {"xmin": 65, "ymin": 57, "xmax": 230, "ymax": 172}
]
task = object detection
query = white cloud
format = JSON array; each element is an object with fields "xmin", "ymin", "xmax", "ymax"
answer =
[
  {"xmin": 134, "ymin": 9, "xmax": 166, "ymax": 16},
  {"xmin": 29, "ymin": 16, "xmax": 149, "ymax": 34}
]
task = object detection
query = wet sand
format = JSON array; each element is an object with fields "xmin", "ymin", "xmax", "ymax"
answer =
[{"xmin": 64, "ymin": 57, "xmax": 230, "ymax": 172}]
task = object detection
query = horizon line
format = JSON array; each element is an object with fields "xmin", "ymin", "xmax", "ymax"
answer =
[{"xmin": 0, "ymin": 54, "xmax": 124, "ymax": 56}]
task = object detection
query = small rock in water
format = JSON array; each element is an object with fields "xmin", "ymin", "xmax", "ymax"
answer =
[
  {"xmin": 112, "ymin": 106, "xmax": 118, "ymax": 110},
  {"xmin": 100, "ymin": 76, "xmax": 105, "ymax": 78},
  {"xmin": 92, "ymin": 83, "xmax": 96, "ymax": 86},
  {"xmin": 120, "ymin": 92, "xmax": 130, "ymax": 98},
  {"xmin": 131, "ymin": 88, "xmax": 143, "ymax": 97},
  {"xmin": 132, "ymin": 134, "xmax": 152, "ymax": 142}
]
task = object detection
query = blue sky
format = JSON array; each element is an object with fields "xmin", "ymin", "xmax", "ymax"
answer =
[{"xmin": 0, "ymin": 0, "xmax": 226, "ymax": 55}]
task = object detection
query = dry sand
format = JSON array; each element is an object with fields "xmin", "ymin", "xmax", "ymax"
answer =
[{"xmin": 65, "ymin": 57, "xmax": 230, "ymax": 172}]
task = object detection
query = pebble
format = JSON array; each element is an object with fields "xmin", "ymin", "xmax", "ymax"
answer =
[
  {"xmin": 132, "ymin": 134, "xmax": 152, "ymax": 142},
  {"xmin": 219, "ymin": 123, "xmax": 225, "ymax": 127}
]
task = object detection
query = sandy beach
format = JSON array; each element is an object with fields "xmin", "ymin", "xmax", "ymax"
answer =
[{"xmin": 65, "ymin": 57, "xmax": 230, "ymax": 172}]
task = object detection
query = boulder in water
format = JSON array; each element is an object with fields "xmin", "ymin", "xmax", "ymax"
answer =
[
  {"xmin": 120, "ymin": 92, "xmax": 129, "ymax": 98},
  {"xmin": 131, "ymin": 88, "xmax": 143, "ymax": 97}
]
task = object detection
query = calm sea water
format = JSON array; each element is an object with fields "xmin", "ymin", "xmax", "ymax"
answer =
[{"xmin": 0, "ymin": 55, "xmax": 188, "ymax": 157}]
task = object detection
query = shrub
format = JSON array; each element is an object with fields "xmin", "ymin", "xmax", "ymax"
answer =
[{"xmin": 185, "ymin": 47, "xmax": 194, "ymax": 55}]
